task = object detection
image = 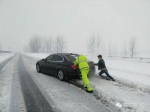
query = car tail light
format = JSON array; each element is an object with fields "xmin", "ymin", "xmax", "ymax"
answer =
[{"xmin": 71, "ymin": 65, "xmax": 79, "ymax": 69}]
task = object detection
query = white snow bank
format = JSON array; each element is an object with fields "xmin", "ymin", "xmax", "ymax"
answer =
[
  {"xmin": 105, "ymin": 60, "xmax": 150, "ymax": 76},
  {"xmin": 87, "ymin": 55, "xmax": 150, "ymax": 87},
  {"xmin": 24, "ymin": 53, "xmax": 50, "ymax": 59},
  {"xmin": 87, "ymin": 55, "xmax": 150, "ymax": 76},
  {"xmin": 0, "ymin": 53, "xmax": 15, "ymax": 64},
  {"xmin": 90, "ymin": 76, "xmax": 150, "ymax": 112},
  {"xmin": 73, "ymin": 76, "xmax": 150, "ymax": 112},
  {"xmin": 0, "ymin": 53, "xmax": 10, "ymax": 56}
]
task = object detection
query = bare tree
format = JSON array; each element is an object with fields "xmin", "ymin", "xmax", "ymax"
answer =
[
  {"xmin": 29, "ymin": 35, "xmax": 42, "ymax": 53},
  {"xmin": 54, "ymin": 35, "xmax": 67, "ymax": 53},
  {"xmin": 108, "ymin": 38, "xmax": 113, "ymax": 57},
  {"xmin": 45, "ymin": 36, "xmax": 53, "ymax": 53},
  {"xmin": 54, "ymin": 37, "xmax": 59, "ymax": 53},
  {"xmin": 87, "ymin": 33, "xmax": 96, "ymax": 53},
  {"xmin": 108, "ymin": 40, "xmax": 118, "ymax": 57},
  {"xmin": 101, "ymin": 42, "xmax": 106, "ymax": 55},
  {"xmin": 59, "ymin": 37, "xmax": 67, "ymax": 53},
  {"xmin": 129, "ymin": 37, "xmax": 137, "ymax": 57},
  {"xmin": 113, "ymin": 44, "xmax": 118, "ymax": 56},
  {"xmin": 122, "ymin": 39, "xmax": 128, "ymax": 57},
  {"xmin": 40, "ymin": 37, "xmax": 46, "ymax": 53},
  {"xmin": 96, "ymin": 33, "xmax": 102, "ymax": 55}
]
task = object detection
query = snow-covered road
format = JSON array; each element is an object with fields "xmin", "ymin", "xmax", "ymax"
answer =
[
  {"xmin": 0, "ymin": 54, "xmax": 112, "ymax": 112},
  {"xmin": 0, "ymin": 53, "xmax": 150, "ymax": 112}
]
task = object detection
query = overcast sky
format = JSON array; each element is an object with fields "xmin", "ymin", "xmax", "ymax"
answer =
[{"xmin": 0, "ymin": 0, "xmax": 150, "ymax": 55}]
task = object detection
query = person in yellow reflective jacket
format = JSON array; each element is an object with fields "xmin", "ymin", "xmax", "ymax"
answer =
[{"xmin": 74, "ymin": 55, "xmax": 93, "ymax": 92}]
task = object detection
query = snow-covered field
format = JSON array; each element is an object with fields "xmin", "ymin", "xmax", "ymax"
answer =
[
  {"xmin": 24, "ymin": 53, "xmax": 150, "ymax": 112},
  {"xmin": 0, "ymin": 53, "xmax": 15, "ymax": 64},
  {"xmin": 24, "ymin": 53, "xmax": 49, "ymax": 60},
  {"xmin": 87, "ymin": 55, "xmax": 150, "ymax": 88}
]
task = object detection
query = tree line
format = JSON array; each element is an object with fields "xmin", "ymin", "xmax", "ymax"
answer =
[
  {"xmin": 25, "ymin": 35, "xmax": 67, "ymax": 53},
  {"xmin": 25, "ymin": 33, "xmax": 138, "ymax": 57},
  {"xmin": 87, "ymin": 33, "xmax": 137, "ymax": 57}
]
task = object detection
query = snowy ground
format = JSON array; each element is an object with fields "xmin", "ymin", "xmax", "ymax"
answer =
[
  {"xmin": 0, "ymin": 54, "xmax": 15, "ymax": 111},
  {"xmin": 0, "ymin": 53, "xmax": 15, "ymax": 64},
  {"xmin": 0, "ymin": 54, "xmax": 112, "ymax": 112},
  {"xmin": 24, "ymin": 53, "xmax": 49, "ymax": 60},
  {"xmin": 24, "ymin": 53, "xmax": 150, "ymax": 112},
  {"xmin": 87, "ymin": 55, "xmax": 150, "ymax": 92},
  {"xmin": 23, "ymin": 56, "xmax": 111, "ymax": 112}
]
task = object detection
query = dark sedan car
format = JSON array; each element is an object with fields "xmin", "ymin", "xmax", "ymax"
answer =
[{"xmin": 36, "ymin": 53, "xmax": 95, "ymax": 81}]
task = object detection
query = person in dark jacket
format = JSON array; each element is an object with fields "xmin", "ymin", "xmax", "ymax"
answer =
[{"xmin": 93, "ymin": 55, "xmax": 115, "ymax": 81}]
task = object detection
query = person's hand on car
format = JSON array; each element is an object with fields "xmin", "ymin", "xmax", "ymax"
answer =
[{"xmin": 91, "ymin": 62, "xmax": 94, "ymax": 67}]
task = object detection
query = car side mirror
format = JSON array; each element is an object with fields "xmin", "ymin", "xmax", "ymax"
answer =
[{"xmin": 42, "ymin": 58, "xmax": 46, "ymax": 61}]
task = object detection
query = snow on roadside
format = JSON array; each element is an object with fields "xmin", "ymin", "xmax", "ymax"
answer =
[
  {"xmin": 0, "ymin": 53, "xmax": 15, "ymax": 64},
  {"xmin": 0, "ymin": 57, "xmax": 15, "ymax": 112},
  {"xmin": 87, "ymin": 55, "xmax": 150, "ymax": 76},
  {"xmin": 23, "ymin": 53, "xmax": 49, "ymax": 60},
  {"xmin": 73, "ymin": 76, "xmax": 150, "ymax": 112},
  {"xmin": 90, "ymin": 76, "xmax": 150, "ymax": 112},
  {"xmin": 87, "ymin": 55, "xmax": 150, "ymax": 88},
  {"xmin": 0, "ymin": 53, "xmax": 9, "ymax": 56},
  {"xmin": 109, "ymin": 69, "xmax": 150, "ymax": 94}
]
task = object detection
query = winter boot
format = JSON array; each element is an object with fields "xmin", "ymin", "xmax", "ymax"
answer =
[{"xmin": 86, "ymin": 84, "xmax": 93, "ymax": 93}]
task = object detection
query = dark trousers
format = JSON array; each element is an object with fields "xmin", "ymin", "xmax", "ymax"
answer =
[{"xmin": 99, "ymin": 69, "xmax": 115, "ymax": 80}]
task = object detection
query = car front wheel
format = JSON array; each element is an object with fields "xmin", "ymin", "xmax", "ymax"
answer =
[{"xmin": 36, "ymin": 64, "xmax": 41, "ymax": 73}]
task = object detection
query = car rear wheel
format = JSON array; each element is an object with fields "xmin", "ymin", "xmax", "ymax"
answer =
[
  {"xmin": 57, "ymin": 69, "xmax": 65, "ymax": 81},
  {"xmin": 36, "ymin": 64, "xmax": 41, "ymax": 73}
]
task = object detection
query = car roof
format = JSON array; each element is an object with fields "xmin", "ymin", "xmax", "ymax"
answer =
[
  {"xmin": 51, "ymin": 53, "xmax": 79, "ymax": 61},
  {"xmin": 50, "ymin": 53, "xmax": 92, "ymax": 62},
  {"xmin": 52, "ymin": 53, "xmax": 79, "ymax": 56}
]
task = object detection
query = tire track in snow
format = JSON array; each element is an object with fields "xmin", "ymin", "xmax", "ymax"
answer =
[
  {"xmin": 18, "ymin": 55, "xmax": 54, "ymax": 112},
  {"xmin": 9, "ymin": 55, "xmax": 26, "ymax": 112},
  {"xmin": 68, "ymin": 80, "xmax": 120, "ymax": 112}
]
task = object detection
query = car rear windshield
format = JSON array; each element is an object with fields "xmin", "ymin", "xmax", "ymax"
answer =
[{"xmin": 65, "ymin": 54, "xmax": 79, "ymax": 62}]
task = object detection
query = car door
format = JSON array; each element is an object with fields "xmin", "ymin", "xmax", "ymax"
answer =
[
  {"xmin": 43, "ymin": 55, "xmax": 54, "ymax": 73},
  {"xmin": 51, "ymin": 55, "xmax": 64, "ymax": 76}
]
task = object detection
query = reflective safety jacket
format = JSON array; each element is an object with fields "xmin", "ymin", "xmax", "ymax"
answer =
[{"xmin": 74, "ymin": 55, "xmax": 89, "ymax": 71}]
